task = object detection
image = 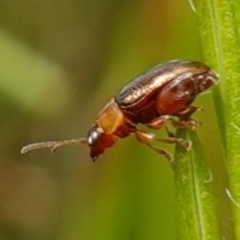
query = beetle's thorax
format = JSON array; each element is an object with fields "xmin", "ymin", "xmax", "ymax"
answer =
[{"xmin": 95, "ymin": 98, "xmax": 136, "ymax": 138}]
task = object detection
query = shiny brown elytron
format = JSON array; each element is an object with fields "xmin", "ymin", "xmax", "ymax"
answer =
[{"xmin": 21, "ymin": 59, "xmax": 218, "ymax": 161}]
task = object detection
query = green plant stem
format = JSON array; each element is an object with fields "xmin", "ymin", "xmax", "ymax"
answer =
[
  {"xmin": 173, "ymin": 129, "xmax": 220, "ymax": 240},
  {"xmin": 193, "ymin": 0, "xmax": 240, "ymax": 238}
]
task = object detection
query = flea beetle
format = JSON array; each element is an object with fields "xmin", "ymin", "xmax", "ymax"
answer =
[{"xmin": 21, "ymin": 59, "xmax": 218, "ymax": 161}]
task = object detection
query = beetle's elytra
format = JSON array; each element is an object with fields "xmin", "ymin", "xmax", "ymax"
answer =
[{"xmin": 21, "ymin": 59, "xmax": 218, "ymax": 161}]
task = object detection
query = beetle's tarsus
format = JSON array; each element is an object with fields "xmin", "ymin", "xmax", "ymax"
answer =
[
  {"xmin": 164, "ymin": 127, "xmax": 191, "ymax": 150},
  {"xmin": 170, "ymin": 119, "xmax": 201, "ymax": 130},
  {"xmin": 149, "ymin": 143, "xmax": 173, "ymax": 162},
  {"xmin": 196, "ymin": 106, "xmax": 204, "ymax": 112},
  {"xmin": 180, "ymin": 139, "xmax": 192, "ymax": 151},
  {"xmin": 165, "ymin": 126, "xmax": 175, "ymax": 138}
]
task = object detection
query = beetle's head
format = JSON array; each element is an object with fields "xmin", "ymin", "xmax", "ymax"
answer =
[
  {"xmin": 86, "ymin": 98, "xmax": 128, "ymax": 161},
  {"xmin": 87, "ymin": 124, "xmax": 117, "ymax": 161}
]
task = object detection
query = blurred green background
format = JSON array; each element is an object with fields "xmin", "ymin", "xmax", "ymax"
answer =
[{"xmin": 0, "ymin": 0, "xmax": 229, "ymax": 239}]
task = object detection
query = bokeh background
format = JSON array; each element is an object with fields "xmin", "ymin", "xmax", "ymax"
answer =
[{"xmin": 0, "ymin": 0, "xmax": 229, "ymax": 239}]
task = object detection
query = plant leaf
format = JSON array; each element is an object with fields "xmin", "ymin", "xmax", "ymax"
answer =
[{"xmin": 173, "ymin": 129, "xmax": 220, "ymax": 240}]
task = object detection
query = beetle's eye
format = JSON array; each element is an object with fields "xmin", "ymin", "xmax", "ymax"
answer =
[
  {"xmin": 88, "ymin": 130, "xmax": 99, "ymax": 147},
  {"xmin": 87, "ymin": 127, "xmax": 102, "ymax": 147}
]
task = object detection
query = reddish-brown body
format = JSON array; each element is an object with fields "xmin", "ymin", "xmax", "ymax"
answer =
[{"xmin": 21, "ymin": 59, "xmax": 218, "ymax": 161}]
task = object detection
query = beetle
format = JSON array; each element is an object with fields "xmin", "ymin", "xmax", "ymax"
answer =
[{"xmin": 21, "ymin": 59, "xmax": 218, "ymax": 161}]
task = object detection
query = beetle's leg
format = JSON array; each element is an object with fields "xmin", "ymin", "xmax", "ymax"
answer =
[
  {"xmin": 170, "ymin": 118, "xmax": 200, "ymax": 130},
  {"xmin": 164, "ymin": 125, "xmax": 192, "ymax": 149},
  {"xmin": 135, "ymin": 130, "xmax": 173, "ymax": 161},
  {"xmin": 165, "ymin": 126, "xmax": 176, "ymax": 138},
  {"xmin": 159, "ymin": 106, "xmax": 202, "ymax": 130},
  {"xmin": 146, "ymin": 117, "xmax": 191, "ymax": 149},
  {"xmin": 21, "ymin": 138, "xmax": 87, "ymax": 154},
  {"xmin": 146, "ymin": 115, "xmax": 171, "ymax": 129},
  {"xmin": 135, "ymin": 130, "xmax": 191, "ymax": 161},
  {"xmin": 176, "ymin": 106, "xmax": 203, "ymax": 121},
  {"xmin": 146, "ymin": 115, "xmax": 191, "ymax": 147}
]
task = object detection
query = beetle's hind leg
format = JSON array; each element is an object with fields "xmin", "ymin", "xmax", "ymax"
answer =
[
  {"xmin": 146, "ymin": 115, "xmax": 171, "ymax": 129},
  {"xmin": 134, "ymin": 130, "xmax": 191, "ymax": 161},
  {"xmin": 177, "ymin": 105, "xmax": 203, "ymax": 120},
  {"xmin": 135, "ymin": 130, "xmax": 172, "ymax": 161},
  {"xmin": 171, "ymin": 106, "xmax": 203, "ymax": 130},
  {"xmin": 164, "ymin": 126, "xmax": 191, "ymax": 150}
]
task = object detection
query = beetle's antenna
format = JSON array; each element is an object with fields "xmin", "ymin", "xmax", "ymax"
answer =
[{"xmin": 21, "ymin": 138, "xmax": 87, "ymax": 154}]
